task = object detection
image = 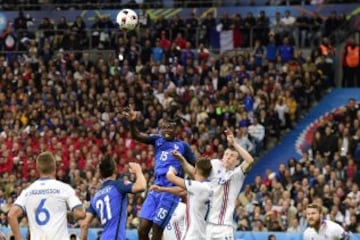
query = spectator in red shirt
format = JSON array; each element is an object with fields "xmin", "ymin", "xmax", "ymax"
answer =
[
  {"xmin": 173, "ymin": 32, "xmax": 187, "ymax": 49},
  {"xmin": 159, "ymin": 31, "xmax": 171, "ymax": 52}
]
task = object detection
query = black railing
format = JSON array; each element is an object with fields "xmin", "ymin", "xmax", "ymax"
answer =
[{"xmin": 0, "ymin": 24, "xmax": 337, "ymax": 55}]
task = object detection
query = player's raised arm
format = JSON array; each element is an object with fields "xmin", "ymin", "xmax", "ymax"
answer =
[
  {"xmin": 226, "ymin": 128, "xmax": 254, "ymax": 173},
  {"xmin": 123, "ymin": 105, "xmax": 151, "ymax": 143},
  {"xmin": 172, "ymin": 150, "xmax": 195, "ymax": 179},
  {"xmin": 129, "ymin": 162, "xmax": 147, "ymax": 193}
]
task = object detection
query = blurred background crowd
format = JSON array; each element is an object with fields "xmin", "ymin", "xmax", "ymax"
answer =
[
  {"xmin": 0, "ymin": 0, "xmax": 359, "ymax": 234},
  {"xmin": 0, "ymin": 0, "xmax": 359, "ymax": 10}
]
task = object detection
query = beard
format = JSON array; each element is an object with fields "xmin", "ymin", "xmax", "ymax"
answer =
[{"xmin": 308, "ymin": 217, "xmax": 321, "ymax": 229}]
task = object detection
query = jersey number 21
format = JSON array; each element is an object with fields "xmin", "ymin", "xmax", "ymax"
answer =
[{"xmin": 96, "ymin": 195, "xmax": 112, "ymax": 224}]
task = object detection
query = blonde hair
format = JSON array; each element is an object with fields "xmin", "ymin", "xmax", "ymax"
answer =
[
  {"xmin": 306, "ymin": 203, "xmax": 323, "ymax": 214},
  {"xmin": 36, "ymin": 151, "xmax": 56, "ymax": 174}
]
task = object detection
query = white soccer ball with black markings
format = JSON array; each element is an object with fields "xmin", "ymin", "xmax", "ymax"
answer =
[{"xmin": 116, "ymin": 9, "xmax": 138, "ymax": 31}]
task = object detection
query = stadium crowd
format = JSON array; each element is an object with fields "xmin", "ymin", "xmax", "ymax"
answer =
[
  {"xmin": 0, "ymin": 5, "xmax": 358, "ymax": 235},
  {"xmin": 0, "ymin": 0, "xmax": 359, "ymax": 10}
]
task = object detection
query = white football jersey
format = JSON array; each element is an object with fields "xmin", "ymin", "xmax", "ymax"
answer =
[
  {"xmin": 14, "ymin": 178, "xmax": 82, "ymax": 240},
  {"xmin": 163, "ymin": 202, "xmax": 186, "ymax": 240},
  {"xmin": 182, "ymin": 179, "xmax": 212, "ymax": 240},
  {"xmin": 303, "ymin": 220, "xmax": 350, "ymax": 240},
  {"xmin": 207, "ymin": 159, "xmax": 246, "ymax": 226}
]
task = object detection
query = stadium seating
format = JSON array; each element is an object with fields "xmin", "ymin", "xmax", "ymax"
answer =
[{"xmin": 0, "ymin": 1, "xmax": 359, "ymax": 236}]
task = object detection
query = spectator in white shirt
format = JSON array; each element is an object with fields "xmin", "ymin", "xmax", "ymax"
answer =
[
  {"xmin": 235, "ymin": 127, "xmax": 254, "ymax": 154},
  {"xmin": 287, "ymin": 218, "xmax": 302, "ymax": 233},
  {"xmin": 248, "ymin": 118, "xmax": 265, "ymax": 154},
  {"xmin": 281, "ymin": 10, "xmax": 296, "ymax": 40},
  {"xmin": 325, "ymin": 205, "xmax": 344, "ymax": 224},
  {"xmin": 347, "ymin": 183, "xmax": 360, "ymax": 205},
  {"xmin": 275, "ymin": 98, "xmax": 289, "ymax": 129}
]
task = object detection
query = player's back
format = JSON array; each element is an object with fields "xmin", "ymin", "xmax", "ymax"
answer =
[
  {"xmin": 207, "ymin": 159, "xmax": 246, "ymax": 226},
  {"xmin": 19, "ymin": 178, "xmax": 80, "ymax": 240},
  {"xmin": 90, "ymin": 180, "xmax": 129, "ymax": 240},
  {"xmin": 182, "ymin": 180, "xmax": 212, "ymax": 240}
]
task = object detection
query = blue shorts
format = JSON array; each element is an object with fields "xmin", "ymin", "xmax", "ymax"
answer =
[{"xmin": 140, "ymin": 190, "xmax": 180, "ymax": 228}]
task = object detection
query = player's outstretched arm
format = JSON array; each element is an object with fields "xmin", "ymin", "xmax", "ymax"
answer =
[
  {"xmin": 172, "ymin": 150, "xmax": 195, "ymax": 179},
  {"xmin": 129, "ymin": 162, "xmax": 147, "ymax": 193},
  {"xmin": 226, "ymin": 128, "xmax": 254, "ymax": 173},
  {"xmin": 7, "ymin": 205, "xmax": 23, "ymax": 240},
  {"xmin": 166, "ymin": 166, "xmax": 186, "ymax": 189},
  {"xmin": 80, "ymin": 213, "xmax": 94, "ymax": 240},
  {"xmin": 150, "ymin": 185, "xmax": 187, "ymax": 196},
  {"xmin": 123, "ymin": 105, "xmax": 150, "ymax": 143}
]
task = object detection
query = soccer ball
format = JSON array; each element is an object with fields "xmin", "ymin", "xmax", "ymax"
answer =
[{"xmin": 116, "ymin": 9, "xmax": 138, "ymax": 31}]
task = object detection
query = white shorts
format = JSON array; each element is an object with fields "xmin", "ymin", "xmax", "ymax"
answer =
[{"xmin": 206, "ymin": 223, "xmax": 235, "ymax": 240}]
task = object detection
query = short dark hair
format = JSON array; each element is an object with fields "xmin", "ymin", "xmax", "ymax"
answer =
[
  {"xmin": 196, "ymin": 158, "xmax": 212, "ymax": 178},
  {"xmin": 99, "ymin": 156, "xmax": 116, "ymax": 178},
  {"xmin": 268, "ymin": 234, "xmax": 276, "ymax": 240}
]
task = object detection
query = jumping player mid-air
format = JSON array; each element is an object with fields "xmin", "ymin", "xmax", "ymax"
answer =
[{"xmin": 124, "ymin": 105, "xmax": 196, "ymax": 240}]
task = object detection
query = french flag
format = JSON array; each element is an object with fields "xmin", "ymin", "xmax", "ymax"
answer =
[{"xmin": 210, "ymin": 25, "xmax": 242, "ymax": 52}]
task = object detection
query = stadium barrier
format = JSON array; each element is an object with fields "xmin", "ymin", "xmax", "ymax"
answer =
[{"xmin": 1, "ymin": 228, "xmax": 360, "ymax": 239}]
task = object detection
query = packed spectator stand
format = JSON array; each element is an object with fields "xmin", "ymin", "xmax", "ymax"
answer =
[{"xmin": 0, "ymin": 0, "xmax": 359, "ymax": 234}]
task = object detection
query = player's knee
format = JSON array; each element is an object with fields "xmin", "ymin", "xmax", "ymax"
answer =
[
  {"xmin": 151, "ymin": 225, "xmax": 164, "ymax": 240},
  {"xmin": 138, "ymin": 223, "xmax": 151, "ymax": 237}
]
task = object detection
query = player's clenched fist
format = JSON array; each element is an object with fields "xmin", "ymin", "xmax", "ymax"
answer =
[
  {"xmin": 123, "ymin": 104, "xmax": 138, "ymax": 122},
  {"xmin": 172, "ymin": 150, "xmax": 186, "ymax": 162},
  {"xmin": 129, "ymin": 162, "xmax": 142, "ymax": 174},
  {"xmin": 225, "ymin": 128, "xmax": 235, "ymax": 146},
  {"xmin": 149, "ymin": 185, "xmax": 162, "ymax": 192}
]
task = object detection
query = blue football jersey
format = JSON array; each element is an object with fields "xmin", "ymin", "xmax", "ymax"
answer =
[
  {"xmin": 147, "ymin": 135, "xmax": 195, "ymax": 186},
  {"xmin": 88, "ymin": 180, "xmax": 133, "ymax": 240}
]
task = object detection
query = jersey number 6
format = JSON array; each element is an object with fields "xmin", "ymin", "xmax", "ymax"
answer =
[{"xmin": 35, "ymin": 199, "xmax": 50, "ymax": 225}]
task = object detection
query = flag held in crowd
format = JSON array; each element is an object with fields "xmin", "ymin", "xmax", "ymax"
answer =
[{"xmin": 210, "ymin": 24, "xmax": 242, "ymax": 52}]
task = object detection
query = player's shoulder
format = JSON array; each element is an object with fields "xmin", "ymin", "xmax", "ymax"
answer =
[
  {"xmin": 324, "ymin": 219, "xmax": 340, "ymax": 227},
  {"xmin": 179, "ymin": 139, "xmax": 191, "ymax": 146},
  {"xmin": 210, "ymin": 159, "xmax": 223, "ymax": 168},
  {"xmin": 147, "ymin": 134, "xmax": 162, "ymax": 143},
  {"xmin": 149, "ymin": 134, "xmax": 161, "ymax": 139},
  {"xmin": 303, "ymin": 227, "xmax": 313, "ymax": 234},
  {"xmin": 303, "ymin": 227, "xmax": 315, "ymax": 237},
  {"xmin": 202, "ymin": 181, "xmax": 213, "ymax": 192},
  {"xmin": 324, "ymin": 219, "xmax": 345, "ymax": 231},
  {"xmin": 53, "ymin": 179, "xmax": 75, "ymax": 191},
  {"xmin": 210, "ymin": 158, "xmax": 222, "ymax": 164}
]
